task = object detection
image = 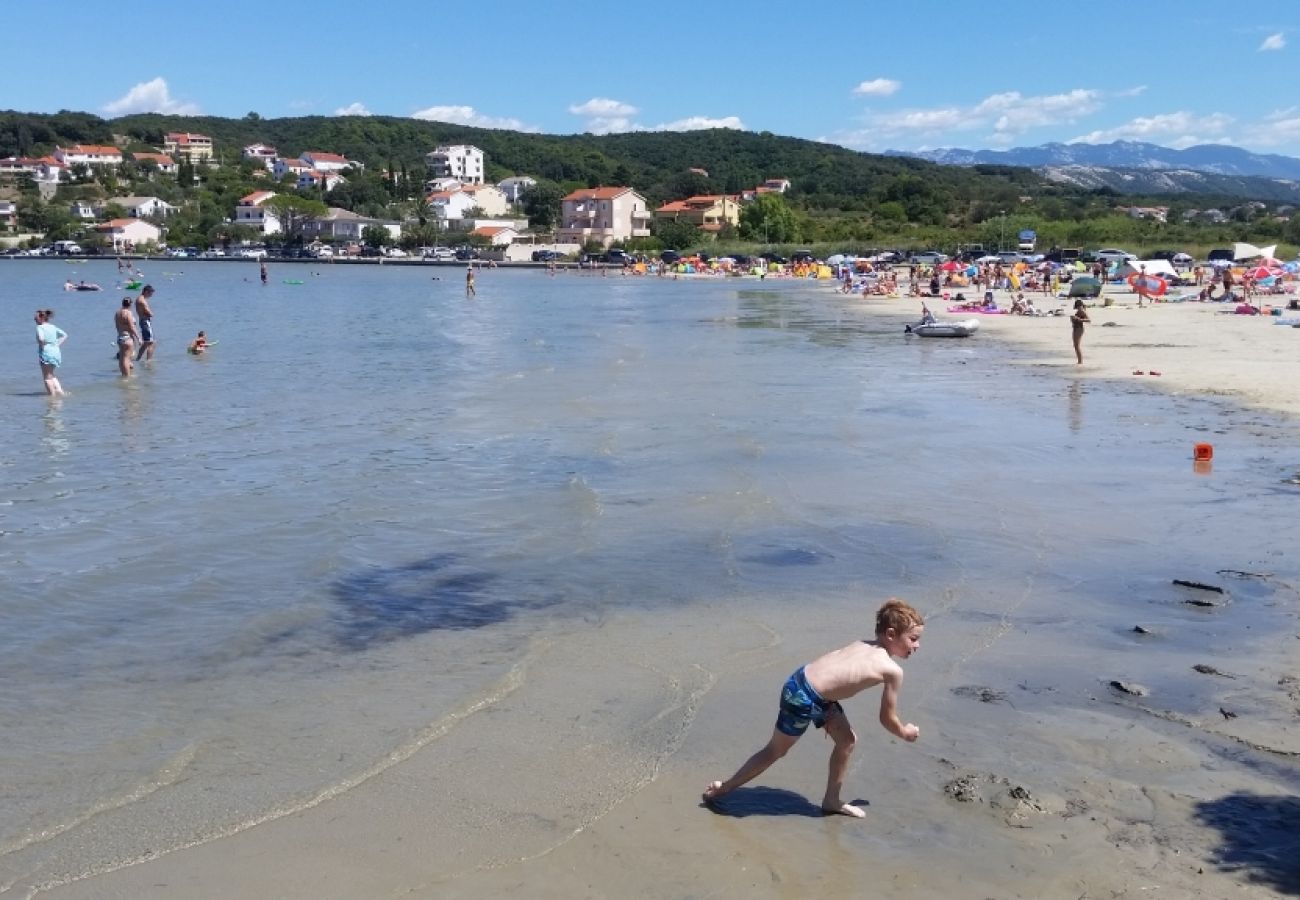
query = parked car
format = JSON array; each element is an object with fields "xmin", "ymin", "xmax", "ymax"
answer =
[
  {"xmin": 909, "ymin": 251, "xmax": 947, "ymax": 265},
  {"xmin": 1094, "ymin": 248, "xmax": 1136, "ymax": 263},
  {"xmin": 603, "ymin": 248, "xmax": 631, "ymax": 266},
  {"xmin": 423, "ymin": 246, "xmax": 456, "ymax": 261},
  {"xmin": 454, "ymin": 246, "xmax": 480, "ymax": 261},
  {"xmin": 1206, "ymin": 248, "xmax": 1234, "ymax": 262},
  {"xmin": 531, "ymin": 249, "xmax": 564, "ymax": 262},
  {"xmin": 790, "ymin": 249, "xmax": 816, "ymax": 263}
]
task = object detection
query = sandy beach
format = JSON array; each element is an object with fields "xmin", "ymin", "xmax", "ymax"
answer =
[
  {"xmin": 866, "ymin": 281, "xmax": 1300, "ymax": 419},
  {"xmin": 4, "ymin": 265, "xmax": 1297, "ymax": 900}
]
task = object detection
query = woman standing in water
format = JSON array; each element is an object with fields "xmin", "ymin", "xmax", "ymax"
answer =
[
  {"xmin": 1070, "ymin": 298, "xmax": 1090, "ymax": 365},
  {"xmin": 35, "ymin": 309, "xmax": 68, "ymax": 396}
]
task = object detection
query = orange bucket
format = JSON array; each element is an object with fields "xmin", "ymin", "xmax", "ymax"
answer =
[{"xmin": 1194, "ymin": 443, "xmax": 1214, "ymax": 461}]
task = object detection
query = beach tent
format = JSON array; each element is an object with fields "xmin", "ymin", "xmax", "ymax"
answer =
[
  {"xmin": 1068, "ymin": 276, "xmax": 1102, "ymax": 298},
  {"xmin": 1233, "ymin": 242, "xmax": 1277, "ymax": 261},
  {"xmin": 1117, "ymin": 259, "xmax": 1176, "ymax": 280}
]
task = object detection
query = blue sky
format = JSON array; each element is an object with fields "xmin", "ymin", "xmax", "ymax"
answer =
[{"xmin": 8, "ymin": 0, "xmax": 1300, "ymax": 157}]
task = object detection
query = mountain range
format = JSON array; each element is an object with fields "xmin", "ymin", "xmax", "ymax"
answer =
[
  {"xmin": 888, "ymin": 140, "xmax": 1300, "ymax": 180},
  {"xmin": 885, "ymin": 140, "xmax": 1300, "ymax": 202}
]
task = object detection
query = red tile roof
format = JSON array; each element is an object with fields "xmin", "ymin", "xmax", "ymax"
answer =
[
  {"xmin": 65, "ymin": 145, "xmax": 121, "ymax": 156},
  {"xmin": 240, "ymin": 191, "xmax": 276, "ymax": 205},
  {"xmin": 304, "ymin": 151, "xmax": 347, "ymax": 163},
  {"xmin": 562, "ymin": 186, "xmax": 634, "ymax": 201}
]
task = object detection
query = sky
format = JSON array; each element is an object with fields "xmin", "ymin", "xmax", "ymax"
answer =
[{"xmin": 8, "ymin": 0, "xmax": 1300, "ymax": 158}]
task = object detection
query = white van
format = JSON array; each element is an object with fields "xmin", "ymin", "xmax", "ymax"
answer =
[{"xmin": 53, "ymin": 240, "xmax": 83, "ymax": 255}]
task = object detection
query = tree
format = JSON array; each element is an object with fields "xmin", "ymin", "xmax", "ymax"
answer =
[
  {"xmin": 650, "ymin": 217, "xmax": 699, "ymax": 251},
  {"xmin": 361, "ymin": 224, "xmax": 393, "ymax": 248},
  {"xmin": 263, "ymin": 195, "xmax": 328, "ymax": 240},
  {"xmin": 739, "ymin": 193, "xmax": 798, "ymax": 243},
  {"xmin": 521, "ymin": 180, "xmax": 564, "ymax": 233}
]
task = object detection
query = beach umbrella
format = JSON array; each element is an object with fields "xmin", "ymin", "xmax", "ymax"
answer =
[
  {"xmin": 1246, "ymin": 266, "xmax": 1275, "ymax": 280},
  {"xmin": 1127, "ymin": 273, "xmax": 1168, "ymax": 297},
  {"xmin": 939, "ymin": 260, "xmax": 959, "ymax": 272},
  {"xmin": 1068, "ymin": 276, "xmax": 1102, "ymax": 298}
]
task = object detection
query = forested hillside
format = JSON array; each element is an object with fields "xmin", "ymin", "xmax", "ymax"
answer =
[{"xmin": 3, "ymin": 110, "xmax": 1298, "ymax": 255}]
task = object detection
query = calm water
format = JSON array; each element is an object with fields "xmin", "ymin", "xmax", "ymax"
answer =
[{"xmin": 1, "ymin": 259, "xmax": 1297, "ymax": 891}]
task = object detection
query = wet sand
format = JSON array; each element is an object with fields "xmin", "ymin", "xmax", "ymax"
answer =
[{"xmin": 13, "ymin": 272, "xmax": 1300, "ymax": 899}]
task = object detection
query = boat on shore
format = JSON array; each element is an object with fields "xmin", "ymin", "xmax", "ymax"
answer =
[{"xmin": 905, "ymin": 318, "xmax": 980, "ymax": 338}]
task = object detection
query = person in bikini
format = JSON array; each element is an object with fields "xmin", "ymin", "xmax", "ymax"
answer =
[
  {"xmin": 703, "ymin": 599, "xmax": 924, "ymax": 818},
  {"xmin": 114, "ymin": 297, "xmax": 139, "ymax": 377}
]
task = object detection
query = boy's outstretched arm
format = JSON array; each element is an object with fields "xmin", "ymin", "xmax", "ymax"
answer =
[{"xmin": 878, "ymin": 668, "xmax": 920, "ymax": 742}]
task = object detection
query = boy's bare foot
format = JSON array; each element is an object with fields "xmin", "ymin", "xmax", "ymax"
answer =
[
  {"xmin": 822, "ymin": 802, "xmax": 866, "ymax": 818},
  {"xmin": 702, "ymin": 781, "xmax": 727, "ymax": 804}
]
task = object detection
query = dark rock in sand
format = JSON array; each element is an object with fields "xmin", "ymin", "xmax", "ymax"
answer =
[
  {"xmin": 1192, "ymin": 664, "xmax": 1235, "ymax": 678},
  {"xmin": 951, "ymin": 685, "xmax": 1008, "ymax": 704},
  {"xmin": 1173, "ymin": 578, "xmax": 1225, "ymax": 593},
  {"xmin": 1109, "ymin": 680, "xmax": 1149, "ymax": 697},
  {"xmin": 1132, "ymin": 625, "xmax": 1153, "ymax": 635}
]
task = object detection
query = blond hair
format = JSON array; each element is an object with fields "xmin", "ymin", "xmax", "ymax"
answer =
[{"xmin": 875, "ymin": 599, "xmax": 924, "ymax": 636}]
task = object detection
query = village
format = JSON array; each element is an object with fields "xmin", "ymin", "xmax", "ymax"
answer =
[{"xmin": 0, "ymin": 132, "xmax": 806, "ymax": 263}]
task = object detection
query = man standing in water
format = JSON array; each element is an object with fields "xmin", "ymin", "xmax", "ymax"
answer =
[
  {"xmin": 466, "ymin": 264, "xmax": 476, "ymax": 297},
  {"xmin": 114, "ymin": 297, "xmax": 139, "ymax": 377},
  {"xmin": 134, "ymin": 285, "xmax": 156, "ymax": 361},
  {"xmin": 260, "ymin": 259, "xmax": 269, "ymax": 285}
]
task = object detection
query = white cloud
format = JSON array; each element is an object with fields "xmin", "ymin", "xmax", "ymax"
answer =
[
  {"xmin": 335, "ymin": 102, "xmax": 371, "ymax": 116},
  {"xmin": 829, "ymin": 86, "xmax": 1118, "ymax": 151},
  {"xmin": 410, "ymin": 104, "xmax": 537, "ymax": 132},
  {"xmin": 102, "ymin": 77, "xmax": 200, "ymax": 116},
  {"xmin": 1070, "ymin": 111, "xmax": 1235, "ymax": 147},
  {"xmin": 1252, "ymin": 107, "xmax": 1300, "ymax": 146},
  {"xmin": 568, "ymin": 97, "xmax": 639, "ymax": 118},
  {"xmin": 567, "ymin": 98, "xmax": 742, "ymax": 134},
  {"xmin": 852, "ymin": 78, "xmax": 901, "ymax": 97},
  {"xmin": 652, "ymin": 116, "xmax": 745, "ymax": 131},
  {"xmin": 1259, "ymin": 32, "xmax": 1286, "ymax": 51}
]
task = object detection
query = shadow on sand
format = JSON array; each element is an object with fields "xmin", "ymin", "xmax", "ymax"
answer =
[
  {"xmin": 702, "ymin": 786, "xmax": 867, "ymax": 819},
  {"xmin": 1193, "ymin": 792, "xmax": 1300, "ymax": 895},
  {"xmin": 331, "ymin": 553, "xmax": 552, "ymax": 650}
]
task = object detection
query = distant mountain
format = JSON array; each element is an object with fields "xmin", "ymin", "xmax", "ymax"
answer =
[
  {"xmin": 1037, "ymin": 165, "xmax": 1300, "ymax": 202},
  {"xmin": 889, "ymin": 140, "xmax": 1300, "ymax": 180}
]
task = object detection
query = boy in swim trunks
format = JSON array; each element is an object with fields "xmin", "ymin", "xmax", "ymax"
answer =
[{"xmin": 703, "ymin": 599, "xmax": 924, "ymax": 817}]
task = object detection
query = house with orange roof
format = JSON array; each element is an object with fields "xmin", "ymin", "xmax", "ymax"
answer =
[
  {"xmin": 95, "ymin": 218, "xmax": 161, "ymax": 250},
  {"xmin": 164, "ymin": 133, "xmax": 213, "ymax": 162},
  {"xmin": 235, "ymin": 191, "xmax": 281, "ymax": 234},
  {"xmin": 54, "ymin": 145, "xmax": 123, "ymax": 167},
  {"xmin": 653, "ymin": 194, "xmax": 740, "ymax": 233},
  {"xmin": 471, "ymin": 224, "xmax": 519, "ymax": 247},
  {"xmin": 300, "ymin": 151, "xmax": 359, "ymax": 173},
  {"xmin": 1, "ymin": 156, "xmax": 65, "ymax": 183},
  {"xmin": 557, "ymin": 187, "xmax": 650, "ymax": 247},
  {"xmin": 130, "ymin": 152, "xmax": 177, "ymax": 174},
  {"xmin": 296, "ymin": 169, "xmax": 347, "ymax": 191},
  {"xmin": 426, "ymin": 183, "xmax": 509, "ymax": 223},
  {"xmin": 272, "ymin": 157, "xmax": 313, "ymax": 181}
]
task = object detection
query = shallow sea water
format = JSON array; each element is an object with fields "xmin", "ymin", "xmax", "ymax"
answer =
[{"xmin": 1, "ymin": 259, "xmax": 1297, "ymax": 894}]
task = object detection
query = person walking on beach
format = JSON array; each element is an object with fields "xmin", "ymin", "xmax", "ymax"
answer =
[
  {"xmin": 703, "ymin": 599, "xmax": 924, "ymax": 818},
  {"xmin": 114, "ymin": 297, "xmax": 139, "ymax": 377},
  {"xmin": 134, "ymin": 285, "xmax": 156, "ymax": 361},
  {"xmin": 35, "ymin": 309, "xmax": 68, "ymax": 396},
  {"xmin": 466, "ymin": 265, "xmax": 476, "ymax": 297},
  {"xmin": 1070, "ymin": 298, "xmax": 1090, "ymax": 365}
]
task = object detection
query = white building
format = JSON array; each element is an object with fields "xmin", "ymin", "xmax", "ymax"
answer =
[
  {"xmin": 95, "ymin": 218, "xmax": 162, "ymax": 250},
  {"xmin": 105, "ymin": 196, "xmax": 179, "ymax": 219},
  {"xmin": 70, "ymin": 200, "xmax": 97, "ymax": 220},
  {"xmin": 243, "ymin": 143, "xmax": 278, "ymax": 169},
  {"xmin": 497, "ymin": 175, "xmax": 537, "ymax": 203},
  {"xmin": 301, "ymin": 207, "xmax": 400, "ymax": 243},
  {"xmin": 164, "ymin": 133, "xmax": 214, "ymax": 162},
  {"xmin": 54, "ymin": 145, "xmax": 124, "ymax": 167},
  {"xmin": 425, "ymin": 144, "xmax": 484, "ymax": 185},
  {"xmin": 426, "ymin": 183, "xmax": 509, "ymax": 223},
  {"xmin": 0, "ymin": 200, "xmax": 17, "ymax": 232},
  {"xmin": 557, "ymin": 187, "xmax": 651, "ymax": 247},
  {"xmin": 296, "ymin": 170, "xmax": 347, "ymax": 191},
  {"xmin": 471, "ymin": 225, "xmax": 519, "ymax": 247},
  {"xmin": 130, "ymin": 152, "xmax": 177, "ymax": 174},
  {"xmin": 235, "ymin": 191, "xmax": 282, "ymax": 235},
  {"xmin": 300, "ymin": 151, "xmax": 358, "ymax": 173},
  {"xmin": 272, "ymin": 158, "xmax": 313, "ymax": 181}
]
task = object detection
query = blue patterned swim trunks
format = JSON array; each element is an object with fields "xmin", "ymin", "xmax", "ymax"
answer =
[{"xmin": 776, "ymin": 666, "xmax": 843, "ymax": 736}]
